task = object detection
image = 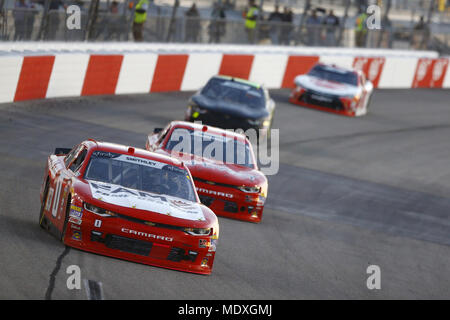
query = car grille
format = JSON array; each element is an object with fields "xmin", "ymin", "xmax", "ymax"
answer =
[
  {"xmin": 301, "ymin": 90, "xmax": 344, "ymax": 111},
  {"xmin": 91, "ymin": 232, "xmax": 198, "ymax": 262},
  {"xmin": 167, "ymin": 247, "xmax": 198, "ymax": 262},
  {"xmin": 198, "ymin": 111, "xmax": 253, "ymax": 131},
  {"xmin": 224, "ymin": 201, "xmax": 238, "ymax": 213},
  {"xmin": 104, "ymin": 234, "xmax": 153, "ymax": 256},
  {"xmin": 198, "ymin": 195, "xmax": 214, "ymax": 207}
]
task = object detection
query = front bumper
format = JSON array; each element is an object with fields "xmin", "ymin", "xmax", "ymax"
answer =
[
  {"xmin": 63, "ymin": 205, "xmax": 217, "ymax": 275},
  {"xmin": 195, "ymin": 179, "xmax": 265, "ymax": 223},
  {"xmin": 185, "ymin": 106, "xmax": 266, "ymax": 137},
  {"xmin": 289, "ymin": 86, "xmax": 356, "ymax": 117}
]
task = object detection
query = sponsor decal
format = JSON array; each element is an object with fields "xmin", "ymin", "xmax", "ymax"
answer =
[
  {"xmin": 69, "ymin": 216, "xmax": 82, "ymax": 225},
  {"xmin": 412, "ymin": 58, "xmax": 448, "ymax": 88},
  {"xmin": 69, "ymin": 205, "xmax": 83, "ymax": 219},
  {"xmin": 71, "ymin": 224, "xmax": 81, "ymax": 230},
  {"xmin": 353, "ymin": 57, "xmax": 385, "ymax": 88},
  {"xmin": 199, "ymin": 239, "xmax": 209, "ymax": 248},
  {"xmin": 196, "ymin": 187, "xmax": 234, "ymax": 199},
  {"xmin": 209, "ymin": 239, "xmax": 217, "ymax": 252},
  {"xmin": 121, "ymin": 227, "xmax": 173, "ymax": 242},
  {"xmin": 201, "ymin": 257, "xmax": 209, "ymax": 266},
  {"xmin": 72, "ymin": 231, "xmax": 82, "ymax": 241}
]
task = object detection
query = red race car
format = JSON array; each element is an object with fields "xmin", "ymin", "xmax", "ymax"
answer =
[
  {"xmin": 289, "ymin": 63, "xmax": 374, "ymax": 117},
  {"xmin": 146, "ymin": 121, "xmax": 268, "ymax": 223},
  {"xmin": 38, "ymin": 140, "xmax": 219, "ymax": 275}
]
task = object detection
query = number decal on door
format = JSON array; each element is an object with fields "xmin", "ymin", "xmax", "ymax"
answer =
[{"xmin": 45, "ymin": 187, "xmax": 54, "ymax": 212}]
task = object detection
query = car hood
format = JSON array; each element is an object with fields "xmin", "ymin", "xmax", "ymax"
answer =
[
  {"xmin": 192, "ymin": 94, "xmax": 269, "ymax": 120},
  {"xmin": 73, "ymin": 179, "xmax": 216, "ymax": 227},
  {"xmin": 295, "ymin": 75, "xmax": 360, "ymax": 96}
]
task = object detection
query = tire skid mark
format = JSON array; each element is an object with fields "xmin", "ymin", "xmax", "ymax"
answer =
[{"xmin": 44, "ymin": 246, "xmax": 71, "ymax": 300}]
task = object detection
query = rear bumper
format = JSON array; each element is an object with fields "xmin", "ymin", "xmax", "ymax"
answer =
[{"xmin": 63, "ymin": 209, "xmax": 217, "ymax": 275}]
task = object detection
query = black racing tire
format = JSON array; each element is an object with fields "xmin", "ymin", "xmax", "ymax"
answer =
[
  {"xmin": 60, "ymin": 195, "xmax": 71, "ymax": 242},
  {"xmin": 366, "ymin": 93, "xmax": 373, "ymax": 113},
  {"xmin": 39, "ymin": 179, "xmax": 49, "ymax": 229}
]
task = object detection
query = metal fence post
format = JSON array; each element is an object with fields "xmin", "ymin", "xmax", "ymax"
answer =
[
  {"xmin": 420, "ymin": 0, "xmax": 435, "ymax": 49},
  {"xmin": 85, "ymin": 0, "xmax": 100, "ymax": 41},
  {"xmin": 37, "ymin": 0, "xmax": 50, "ymax": 40},
  {"xmin": 166, "ymin": 0, "xmax": 180, "ymax": 42},
  {"xmin": 336, "ymin": 0, "xmax": 350, "ymax": 47}
]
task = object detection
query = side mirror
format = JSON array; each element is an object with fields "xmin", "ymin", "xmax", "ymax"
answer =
[{"xmin": 153, "ymin": 128, "xmax": 163, "ymax": 134}]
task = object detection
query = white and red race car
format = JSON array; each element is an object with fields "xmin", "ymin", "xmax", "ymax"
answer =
[{"xmin": 289, "ymin": 63, "xmax": 374, "ymax": 117}]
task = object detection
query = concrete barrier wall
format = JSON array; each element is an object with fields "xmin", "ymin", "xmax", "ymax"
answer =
[{"xmin": 0, "ymin": 43, "xmax": 448, "ymax": 104}]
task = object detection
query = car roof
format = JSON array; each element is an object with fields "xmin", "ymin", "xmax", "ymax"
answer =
[
  {"xmin": 168, "ymin": 121, "xmax": 250, "ymax": 143},
  {"xmin": 211, "ymin": 75, "xmax": 263, "ymax": 89},
  {"xmin": 314, "ymin": 63, "xmax": 359, "ymax": 75},
  {"xmin": 85, "ymin": 140, "xmax": 185, "ymax": 168}
]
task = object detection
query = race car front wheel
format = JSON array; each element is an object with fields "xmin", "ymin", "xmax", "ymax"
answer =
[
  {"xmin": 39, "ymin": 180, "xmax": 49, "ymax": 229},
  {"xmin": 60, "ymin": 195, "xmax": 72, "ymax": 242}
]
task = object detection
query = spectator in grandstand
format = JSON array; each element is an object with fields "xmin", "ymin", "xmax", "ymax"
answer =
[
  {"xmin": 244, "ymin": 0, "xmax": 259, "ymax": 43},
  {"xmin": 104, "ymin": 1, "xmax": 124, "ymax": 40},
  {"xmin": 43, "ymin": 0, "xmax": 64, "ymax": 40},
  {"xmin": 323, "ymin": 9, "xmax": 339, "ymax": 46},
  {"xmin": 208, "ymin": 2, "xmax": 226, "ymax": 43},
  {"xmin": 305, "ymin": 9, "xmax": 321, "ymax": 46},
  {"xmin": 268, "ymin": 4, "xmax": 283, "ymax": 45},
  {"xmin": 280, "ymin": 6, "xmax": 293, "ymax": 45},
  {"xmin": 412, "ymin": 15, "xmax": 429, "ymax": 49},
  {"xmin": 133, "ymin": 0, "xmax": 149, "ymax": 41},
  {"xmin": 13, "ymin": 0, "xmax": 33, "ymax": 40},
  {"xmin": 185, "ymin": 3, "xmax": 200, "ymax": 43},
  {"xmin": 355, "ymin": 7, "xmax": 368, "ymax": 47}
]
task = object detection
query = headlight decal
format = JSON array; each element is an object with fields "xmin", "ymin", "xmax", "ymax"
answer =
[
  {"xmin": 84, "ymin": 202, "xmax": 117, "ymax": 217},
  {"xmin": 238, "ymin": 186, "xmax": 261, "ymax": 193}
]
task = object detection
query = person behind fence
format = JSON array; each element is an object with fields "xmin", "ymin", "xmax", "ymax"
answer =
[
  {"xmin": 305, "ymin": 9, "xmax": 321, "ymax": 46},
  {"xmin": 208, "ymin": 3, "xmax": 226, "ymax": 43},
  {"xmin": 104, "ymin": 1, "xmax": 124, "ymax": 40},
  {"xmin": 280, "ymin": 6, "xmax": 293, "ymax": 45},
  {"xmin": 323, "ymin": 9, "xmax": 339, "ymax": 46},
  {"xmin": 13, "ymin": 0, "xmax": 33, "ymax": 40},
  {"xmin": 244, "ymin": 0, "xmax": 259, "ymax": 44},
  {"xmin": 268, "ymin": 4, "xmax": 283, "ymax": 45},
  {"xmin": 185, "ymin": 3, "xmax": 200, "ymax": 43},
  {"xmin": 355, "ymin": 7, "xmax": 368, "ymax": 47},
  {"xmin": 133, "ymin": 0, "xmax": 149, "ymax": 41},
  {"xmin": 42, "ymin": 0, "xmax": 63, "ymax": 40},
  {"xmin": 412, "ymin": 15, "xmax": 429, "ymax": 49}
]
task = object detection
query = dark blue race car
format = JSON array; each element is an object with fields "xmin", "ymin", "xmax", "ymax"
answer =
[{"xmin": 185, "ymin": 76, "xmax": 276, "ymax": 139}]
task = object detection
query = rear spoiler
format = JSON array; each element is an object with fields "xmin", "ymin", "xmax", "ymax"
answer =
[{"xmin": 54, "ymin": 148, "xmax": 71, "ymax": 155}]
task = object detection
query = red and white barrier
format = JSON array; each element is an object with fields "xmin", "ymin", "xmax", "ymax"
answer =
[{"xmin": 0, "ymin": 43, "xmax": 447, "ymax": 104}]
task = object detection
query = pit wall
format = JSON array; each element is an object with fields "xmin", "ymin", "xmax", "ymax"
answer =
[{"xmin": 0, "ymin": 43, "xmax": 448, "ymax": 104}]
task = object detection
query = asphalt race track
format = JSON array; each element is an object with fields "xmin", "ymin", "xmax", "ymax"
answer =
[{"xmin": 0, "ymin": 89, "xmax": 449, "ymax": 299}]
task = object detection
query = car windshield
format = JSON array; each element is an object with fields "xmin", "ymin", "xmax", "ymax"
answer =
[
  {"xmin": 201, "ymin": 78, "xmax": 265, "ymax": 108},
  {"xmin": 84, "ymin": 151, "xmax": 196, "ymax": 202},
  {"xmin": 165, "ymin": 128, "xmax": 255, "ymax": 169},
  {"xmin": 308, "ymin": 65, "xmax": 358, "ymax": 86}
]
